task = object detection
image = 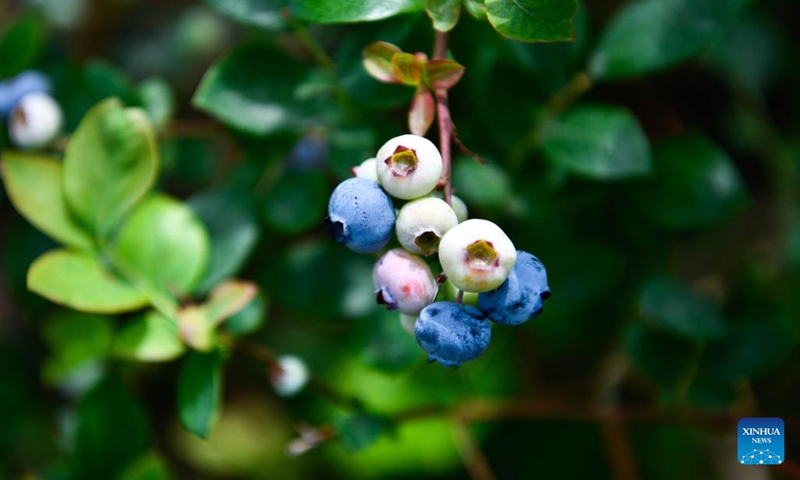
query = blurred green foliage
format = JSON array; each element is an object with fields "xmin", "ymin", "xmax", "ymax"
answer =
[{"xmin": 1, "ymin": 0, "xmax": 799, "ymax": 478}]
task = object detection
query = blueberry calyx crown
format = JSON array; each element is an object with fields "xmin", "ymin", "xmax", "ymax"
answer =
[
  {"xmin": 385, "ymin": 145, "xmax": 418, "ymax": 177},
  {"xmin": 465, "ymin": 239, "xmax": 498, "ymax": 271}
]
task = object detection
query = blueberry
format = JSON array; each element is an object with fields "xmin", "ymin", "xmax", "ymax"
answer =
[
  {"xmin": 373, "ymin": 249, "xmax": 437, "ymax": 315},
  {"xmin": 328, "ymin": 177, "xmax": 396, "ymax": 253},
  {"xmin": 376, "ymin": 134, "xmax": 443, "ymax": 200},
  {"xmin": 438, "ymin": 219, "xmax": 516, "ymax": 293},
  {"xmin": 8, "ymin": 92, "xmax": 63, "ymax": 149},
  {"xmin": 395, "ymin": 196, "xmax": 458, "ymax": 256},
  {"xmin": 415, "ymin": 301, "xmax": 491, "ymax": 367},
  {"xmin": 478, "ymin": 251, "xmax": 550, "ymax": 325},
  {"xmin": 0, "ymin": 71, "xmax": 52, "ymax": 118}
]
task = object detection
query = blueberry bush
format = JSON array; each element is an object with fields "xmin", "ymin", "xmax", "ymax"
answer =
[{"xmin": 1, "ymin": 0, "xmax": 799, "ymax": 478}]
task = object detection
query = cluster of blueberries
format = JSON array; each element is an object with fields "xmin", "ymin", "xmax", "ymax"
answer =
[
  {"xmin": 0, "ymin": 70, "xmax": 63, "ymax": 149},
  {"xmin": 328, "ymin": 134, "xmax": 550, "ymax": 367}
]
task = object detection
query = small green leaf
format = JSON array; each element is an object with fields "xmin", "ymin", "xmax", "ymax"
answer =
[
  {"xmin": 292, "ymin": 0, "xmax": 425, "ymax": 23},
  {"xmin": 424, "ymin": 59, "xmax": 465, "ymax": 90},
  {"xmin": 28, "ymin": 249, "xmax": 149, "ymax": 313},
  {"xmin": 624, "ymin": 323, "xmax": 696, "ymax": 387},
  {"xmin": 192, "ymin": 42, "xmax": 311, "ymax": 136},
  {"xmin": 408, "ymin": 86, "xmax": 435, "ymax": 136},
  {"xmin": 177, "ymin": 349, "xmax": 224, "ymax": 439},
  {"xmin": 540, "ymin": 104, "xmax": 652, "ymax": 180},
  {"xmin": 201, "ymin": 0, "xmax": 285, "ymax": 30},
  {"xmin": 335, "ymin": 414, "xmax": 395, "ymax": 453},
  {"xmin": 362, "ymin": 41, "xmax": 403, "ymax": 83},
  {"xmin": 453, "ymin": 157, "xmax": 512, "ymax": 209},
  {"xmin": 224, "ymin": 293, "xmax": 267, "ymax": 336},
  {"xmin": 261, "ymin": 170, "xmax": 327, "ymax": 235},
  {"xmin": 698, "ymin": 320, "xmax": 795, "ymax": 382},
  {"xmin": 464, "ymin": 0, "xmax": 487, "ymax": 19},
  {"xmin": 0, "ymin": 14, "xmax": 45, "ymax": 77},
  {"xmin": 589, "ymin": 0, "xmax": 753, "ymax": 80},
  {"xmin": 189, "ymin": 190, "xmax": 259, "ymax": 293},
  {"xmin": 113, "ymin": 310, "xmax": 186, "ymax": 362},
  {"xmin": 485, "ymin": 0, "xmax": 577, "ymax": 43},
  {"xmin": 640, "ymin": 277, "xmax": 728, "ymax": 341},
  {"xmin": 391, "ymin": 53, "xmax": 423, "ymax": 86},
  {"xmin": 118, "ymin": 452, "xmax": 173, "ymax": 480},
  {"xmin": 63, "ymin": 98, "xmax": 159, "ymax": 240},
  {"xmin": 111, "ymin": 193, "xmax": 210, "ymax": 297},
  {"xmin": 426, "ymin": 0, "xmax": 461, "ymax": 31},
  {"xmin": 42, "ymin": 311, "xmax": 114, "ymax": 387},
  {"xmin": 633, "ymin": 133, "xmax": 749, "ymax": 230},
  {"xmin": 75, "ymin": 375, "xmax": 151, "ymax": 479},
  {"xmin": 136, "ymin": 77, "xmax": 175, "ymax": 128},
  {"xmin": 1, "ymin": 152, "xmax": 94, "ymax": 251}
]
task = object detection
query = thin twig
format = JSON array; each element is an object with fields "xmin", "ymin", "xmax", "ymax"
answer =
[
  {"xmin": 433, "ymin": 30, "xmax": 454, "ymax": 206},
  {"xmin": 451, "ymin": 419, "xmax": 497, "ymax": 480}
]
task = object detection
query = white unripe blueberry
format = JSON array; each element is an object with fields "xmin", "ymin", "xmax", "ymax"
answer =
[
  {"xmin": 430, "ymin": 191, "xmax": 469, "ymax": 223},
  {"xmin": 373, "ymin": 248, "xmax": 438, "ymax": 315},
  {"xmin": 351, "ymin": 157, "xmax": 378, "ymax": 183},
  {"xmin": 396, "ymin": 197, "xmax": 458, "ymax": 256},
  {"xmin": 8, "ymin": 92, "xmax": 63, "ymax": 150},
  {"xmin": 376, "ymin": 134, "xmax": 443, "ymax": 200},
  {"xmin": 269, "ymin": 355, "xmax": 309, "ymax": 397},
  {"xmin": 438, "ymin": 219, "xmax": 517, "ymax": 293}
]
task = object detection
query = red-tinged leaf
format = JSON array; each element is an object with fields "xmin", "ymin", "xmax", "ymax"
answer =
[
  {"xmin": 409, "ymin": 86, "xmax": 435, "ymax": 136},
  {"xmin": 425, "ymin": 59, "xmax": 465, "ymax": 90},
  {"xmin": 391, "ymin": 53, "xmax": 423, "ymax": 86},
  {"xmin": 362, "ymin": 41, "xmax": 402, "ymax": 83}
]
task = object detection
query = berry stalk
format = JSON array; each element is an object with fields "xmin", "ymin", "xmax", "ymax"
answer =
[{"xmin": 433, "ymin": 30, "xmax": 454, "ymax": 206}]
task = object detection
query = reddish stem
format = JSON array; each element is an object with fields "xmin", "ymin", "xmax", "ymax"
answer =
[
  {"xmin": 433, "ymin": 31, "xmax": 453, "ymax": 206},
  {"xmin": 456, "ymin": 290, "xmax": 464, "ymax": 304}
]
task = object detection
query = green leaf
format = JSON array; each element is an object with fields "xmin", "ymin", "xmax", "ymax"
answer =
[
  {"xmin": 624, "ymin": 323, "xmax": 695, "ymax": 387},
  {"xmin": 75, "ymin": 375, "xmax": 151, "ymax": 479},
  {"xmin": 177, "ymin": 305, "xmax": 216, "ymax": 351},
  {"xmin": 698, "ymin": 320, "xmax": 795, "ymax": 382},
  {"xmin": 136, "ymin": 77, "xmax": 175, "ymax": 128},
  {"xmin": 424, "ymin": 59, "xmax": 465, "ymax": 90},
  {"xmin": 202, "ymin": 0, "xmax": 285, "ymax": 30},
  {"xmin": 633, "ymin": 133, "xmax": 749, "ymax": 230},
  {"xmin": 63, "ymin": 98, "xmax": 159, "ymax": 240},
  {"xmin": 640, "ymin": 277, "xmax": 727, "ymax": 341},
  {"xmin": 453, "ymin": 156, "xmax": 512, "ymax": 209},
  {"xmin": 261, "ymin": 170, "xmax": 327, "ymax": 235},
  {"xmin": 113, "ymin": 310, "xmax": 186, "ymax": 362},
  {"xmin": 391, "ymin": 53, "xmax": 423, "ymax": 86},
  {"xmin": 362, "ymin": 41, "xmax": 403, "ymax": 83},
  {"xmin": 540, "ymin": 104, "xmax": 652, "ymax": 180},
  {"xmin": 0, "ymin": 152, "xmax": 94, "ymax": 251},
  {"xmin": 28, "ymin": 249, "xmax": 149, "ymax": 313},
  {"xmin": 41, "ymin": 311, "xmax": 114, "ymax": 387},
  {"xmin": 335, "ymin": 414, "xmax": 395, "ymax": 453},
  {"xmin": 0, "ymin": 14, "xmax": 45, "ymax": 78},
  {"xmin": 111, "ymin": 194, "xmax": 210, "ymax": 298},
  {"xmin": 193, "ymin": 42, "xmax": 312, "ymax": 136},
  {"xmin": 177, "ymin": 349, "xmax": 224, "ymax": 439},
  {"xmin": 426, "ymin": 0, "xmax": 461, "ymax": 31},
  {"xmin": 485, "ymin": 0, "xmax": 576, "ymax": 43},
  {"xmin": 588, "ymin": 0, "xmax": 752, "ymax": 80},
  {"xmin": 118, "ymin": 452, "xmax": 173, "ymax": 480},
  {"xmin": 464, "ymin": 0, "xmax": 487, "ymax": 19},
  {"xmin": 293, "ymin": 0, "xmax": 425, "ymax": 23},
  {"xmin": 189, "ymin": 190, "xmax": 259, "ymax": 293},
  {"xmin": 224, "ymin": 293, "xmax": 267, "ymax": 336}
]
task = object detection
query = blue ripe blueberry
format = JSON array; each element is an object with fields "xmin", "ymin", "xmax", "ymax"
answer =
[
  {"xmin": 415, "ymin": 301, "xmax": 491, "ymax": 367},
  {"xmin": 0, "ymin": 70, "xmax": 52, "ymax": 118},
  {"xmin": 478, "ymin": 250, "xmax": 550, "ymax": 325},
  {"xmin": 327, "ymin": 177, "xmax": 396, "ymax": 253}
]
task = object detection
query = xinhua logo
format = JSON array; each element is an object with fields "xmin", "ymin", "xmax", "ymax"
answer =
[{"xmin": 738, "ymin": 418, "xmax": 784, "ymax": 465}]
